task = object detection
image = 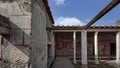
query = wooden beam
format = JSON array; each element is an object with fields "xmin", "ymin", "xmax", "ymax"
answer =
[{"xmin": 85, "ymin": 0, "xmax": 120, "ymax": 29}]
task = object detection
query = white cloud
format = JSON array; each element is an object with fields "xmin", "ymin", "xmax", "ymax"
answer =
[
  {"xmin": 55, "ymin": 17, "xmax": 85, "ymax": 26},
  {"xmin": 53, "ymin": 0, "xmax": 66, "ymax": 5}
]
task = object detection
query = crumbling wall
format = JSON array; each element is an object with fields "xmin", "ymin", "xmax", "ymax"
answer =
[
  {"xmin": 0, "ymin": 0, "xmax": 54, "ymax": 68},
  {"xmin": 0, "ymin": 37, "xmax": 29, "ymax": 68},
  {"xmin": 0, "ymin": 0, "xmax": 31, "ymax": 68},
  {"xmin": 47, "ymin": 31, "xmax": 55, "ymax": 67},
  {"xmin": 0, "ymin": 0, "xmax": 31, "ymax": 12}
]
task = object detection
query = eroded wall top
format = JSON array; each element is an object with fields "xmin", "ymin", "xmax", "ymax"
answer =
[{"xmin": 0, "ymin": 0, "xmax": 31, "ymax": 12}]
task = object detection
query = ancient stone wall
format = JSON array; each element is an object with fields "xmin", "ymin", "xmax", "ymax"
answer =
[
  {"xmin": 31, "ymin": 0, "xmax": 53, "ymax": 68},
  {"xmin": 0, "ymin": 0, "xmax": 31, "ymax": 68},
  {"xmin": 0, "ymin": 0, "xmax": 54, "ymax": 68},
  {"xmin": 0, "ymin": 0, "xmax": 31, "ymax": 12}
]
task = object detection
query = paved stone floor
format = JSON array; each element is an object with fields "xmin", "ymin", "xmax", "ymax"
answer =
[
  {"xmin": 51, "ymin": 58, "xmax": 120, "ymax": 68},
  {"xmin": 51, "ymin": 57, "xmax": 75, "ymax": 68}
]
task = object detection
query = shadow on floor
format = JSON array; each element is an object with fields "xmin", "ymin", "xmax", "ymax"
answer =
[{"xmin": 51, "ymin": 57, "xmax": 75, "ymax": 68}]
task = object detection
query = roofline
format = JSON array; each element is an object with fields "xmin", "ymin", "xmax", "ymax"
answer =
[
  {"xmin": 47, "ymin": 25, "xmax": 120, "ymax": 30},
  {"xmin": 42, "ymin": 0, "xmax": 54, "ymax": 24}
]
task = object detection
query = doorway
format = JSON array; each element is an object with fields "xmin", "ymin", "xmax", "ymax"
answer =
[{"xmin": 110, "ymin": 43, "xmax": 116, "ymax": 56}]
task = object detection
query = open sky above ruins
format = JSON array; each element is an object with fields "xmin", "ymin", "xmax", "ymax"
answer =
[{"xmin": 48, "ymin": 0, "xmax": 120, "ymax": 26}]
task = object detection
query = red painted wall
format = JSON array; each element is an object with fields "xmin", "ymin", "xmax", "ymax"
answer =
[{"xmin": 55, "ymin": 32, "xmax": 116, "ymax": 57}]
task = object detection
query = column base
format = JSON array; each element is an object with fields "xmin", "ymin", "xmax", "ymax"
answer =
[
  {"xmin": 73, "ymin": 61, "xmax": 77, "ymax": 64},
  {"xmin": 116, "ymin": 60, "xmax": 120, "ymax": 64},
  {"xmin": 95, "ymin": 60, "xmax": 99, "ymax": 64},
  {"xmin": 82, "ymin": 64, "xmax": 88, "ymax": 68}
]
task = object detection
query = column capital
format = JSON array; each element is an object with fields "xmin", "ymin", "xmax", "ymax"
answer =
[
  {"xmin": 117, "ymin": 31, "xmax": 120, "ymax": 34},
  {"xmin": 94, "ymin": 31, "xmax": 99, "ymax": 36},
  {"xmin": 81, "ymin": 30, "xmax": 87, "ymax": 34},
  {"xmin": 82, "ymin": 29, "xmax": 87, "ymax": 31},
  {"xmin": 95, "ymin": 31, "xmax": 99, "ymax": 33},
  {"xmin": 73, "ymin": 30, "xmax": 77, "ymax": 32}
]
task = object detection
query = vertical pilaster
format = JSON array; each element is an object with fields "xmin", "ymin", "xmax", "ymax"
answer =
[
  {"xmin": 81, "ymin": 30, "xmax": 87, "ymax": 68},
  {"xmin": 51, "ymin": 31, "xmax": 55, "ymax": 58},
  {"xmin": 116, "ymin": 31, "xmax": 120, "ymax": 63},
  {"xmin": 73, "ymin": 31, "xmax": 77, "ymax": 64},
  {"xmin": 94, "ymin": 31, "xmax": 99, "ymax": 64}
]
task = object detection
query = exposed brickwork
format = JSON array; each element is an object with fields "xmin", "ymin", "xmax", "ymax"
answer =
[{"xmin": 0, "ymin": 0, "xmax": 31, "ymax": 68}]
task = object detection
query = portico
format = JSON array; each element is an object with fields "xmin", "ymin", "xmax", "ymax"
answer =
[{"xmin": 47, "ymin": 25, "xmax": 120, "ymax": 67}]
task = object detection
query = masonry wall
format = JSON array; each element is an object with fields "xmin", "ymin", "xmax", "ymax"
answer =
[
  {"xmin": 31, "ymin": 0, "xmax": 53, "ymax": 68},
  {"xmin": 0, "ymin": 0, "xmax": 31, "ymax": 67}
]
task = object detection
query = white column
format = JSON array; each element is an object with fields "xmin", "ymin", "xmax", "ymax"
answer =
[
  {"xmin": 94, "ymin": 32, "xmax": 99, "ymax": 64},
  {"xmin": 73, "ymin": 31, "xmax": 77, "ymax": 64},
  {"xmin": 81, "ymin": 30, "xmax": 87, "ymax": 68},
  {"xmin": 116, "ymin": 31, "xmax": 120, "ymax": 63}
]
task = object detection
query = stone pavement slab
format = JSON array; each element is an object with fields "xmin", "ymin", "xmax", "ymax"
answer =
[{"xmin": 51, "ymin": 57, "xmax": 75, "ymax": 68}]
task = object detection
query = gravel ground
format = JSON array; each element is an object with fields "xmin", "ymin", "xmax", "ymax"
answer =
[
  {"xmin": 0, "ymin": 59, "xmax": 29, "ymax": 68},
  {"xmin": 73, "ymin": 60, "xmax": 120, "ymax": 68}
]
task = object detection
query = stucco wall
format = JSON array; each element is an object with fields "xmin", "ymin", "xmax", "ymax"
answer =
[{"xmin": 31, "ymin": 0, "xmax": 53, "ymax": 68}]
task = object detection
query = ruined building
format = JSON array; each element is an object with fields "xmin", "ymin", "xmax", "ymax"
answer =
[
  {"xmin": 0, "ymin": 0, "xmax": 31, "ymax": 67},
  {"xmin": 0, "ymin": 0, "xmax": 54, "ymax": 68},
  {"xmin": 0, "ymin": 0, "xmax": 120, "ymax": 68}
]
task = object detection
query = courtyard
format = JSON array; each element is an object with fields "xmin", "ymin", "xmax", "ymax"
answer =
[
  {"xmin": 0, "ymin": 0, "xmax": 120, "ymax": 68},
  {"xmin": 73, "ymin": 60, "xmax": 120, "ymax": 68}
]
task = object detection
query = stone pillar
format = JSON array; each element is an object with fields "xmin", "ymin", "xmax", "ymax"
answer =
[
  {"xmin": 0, "ymin": 35, "xmax": 2, "ymax": 58},
  {"xmin": 94, "ymin": 31, "xmax": 99, "ymax": 64},
  {"xmin": 51, "ymin": 31, "xmax": 55, "ymax": 58},
  {"xmin": 2, "ymin": 38, "xmax": 9, "ymax": 61},
  {"xmin": 81, "ymin": 30, "xmax": 88, "ymax": 68},
  {"xmin": 73, "ymin": 31, "xmax": 77, "ymax": 64},
  {"xmin": 116, "ymin": 31, "xmax": 120, "ymax": 63}
]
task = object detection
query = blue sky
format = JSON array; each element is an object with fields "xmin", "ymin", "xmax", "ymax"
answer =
[{"xmin": 48, "ymin": 0, "xmax": 120, "ymax": 26}]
